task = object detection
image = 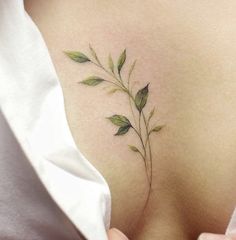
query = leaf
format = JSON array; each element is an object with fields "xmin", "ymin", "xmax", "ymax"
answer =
[
  {"xmin": 128, "ymin": 145, "xmax": 140, "ymax": 152},
  {"xmin": 117, "ymin": 49, "xmax": 126, "ymax": 74},
  {"xmin": 65, "ymin": 51, "xmax": 90, "ymax": 63},
  {"xmin": 89, "ymin": 44, "xmax": 100, "ymax": 64},
  {"xmin": 107, "ymin": 115, "xmax": 131, "ymax": 127},
  {"xmin": 150, "ymin": 125, "xmax": 164, "ymax": 134},
  {"xmin": 79, "ymin": 76, "xmax": 105, "ymax": 86},
  {"xmin": 108, "ymin": 115, "xmax": 132, "ymax": 136},
  {"xmin": 148, "ymin": 107, "xmax": 155, "ymax": 121},
  {"xmin": 108, "ymin": 88, "xmax": 122, "ymax": 94},
  {"xmin": 128, "ymin": 60, "xmax": 137, "ymax": 80},
  {"xmin": 135, "ymin": 83, "xmax": 149, "ymax": 112},
  {"xmin": 115, "ymin": 125, "xmax": 131, "ymax": 135},
  {"xmin": 108, "ymin": 54, "xmax": 115, "ymax": 73}
]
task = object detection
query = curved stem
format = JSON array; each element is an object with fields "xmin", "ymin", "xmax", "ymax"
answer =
[
  {"xmin": 118, "ymin": 72, "xmax": 124, "ymax": 85},
  {"xmin": 131, "ymin": 126, "xmax": 150, "ymax": 184},
  {"xmin": 137, "ymin": 150, "xmax": 145, "ymax": 161},
  {"xmin": 91, "ymin": 57, "xmax": 153, "ymax": 190},
  {"xmin": 103, "ymin": 80, "xmax": 124, "ymax": 90},
  {"xmin": 138, "ymin": 113, "xmax": 143, "ymax": 156},
  {"xmin": 138, "ymin": 152, "xmax": 150, "ymax": 185},
  {"xmin": 127, "ymin": 73, "xmax": 138, "ymax": 128},
  {"xmin": 142, "ymin": 111, "xmax": 153, "ymax": 189},
  {"xmin": 119, "ymin": 74, "xmax": 137, "ymax": 128},
  {"xmin": 132, "ymin": 126, "xmax": 147, "ymax": 161},
  {"xmin": 91, "ymin": 61, "xmax": 138, "ymax": 129},
  {"xmin": 128, "ymin": 96, "xmax": 137, "ymax": 128},
  {"xmin": 91, "ymin": 60, "xmax": 123, "ymax": 85},
  {"xmin": 120, "ymin": 86, "xmax": 152, "ymax": 188}
]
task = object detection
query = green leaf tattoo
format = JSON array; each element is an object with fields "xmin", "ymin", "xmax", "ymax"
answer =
[
  {"xmin": 128, "ymin": 145, "xmax": 140, "ymax": 152},
  {"xmin": 115, "ymin": 125, "xmax": 131, "ymax": 136},
  {"xmin": 108, "ymin": 54, "xmax": 115, "ymax": 73},
  {"xmin": 80, "ymin": 76, "xmax": 105, "ymax": 86},
  {"xmin": 107, "ymin": 115, "xmax": 131, "ymax": 127},
  {"xmin": 150, "ymin": 125, "xmax": 164, "ymax": 134},
  {"xmin": 117, "ymin": 49, "xmax": 126, "ymax": 75},
  {"xmin": 135, "ymin": 83, "xmax": 149, "ymax": 113},
  {"xmin": 108, "ymin": 88, "xmax": 122, "ymax": 94},
  {"xmin": 107, "ymin": 115, "xmax": 132, "ymax": 136},
  {"xmin": 65, "ymin": 51, "xmax": 90, "ymax": 63},
  {"xmin": 65, "ymin": 45, "xmax": 164, "ymax": 201},
  {"xmin": 148, "ymin": 107, "xmax": 155, "ymax": 121}
]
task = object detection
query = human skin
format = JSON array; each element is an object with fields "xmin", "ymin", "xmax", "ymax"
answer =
[
  {"xmin": 198, "ymin": 234, "xmax": 236, "ymax": 240},
  {"xmin": 25, "ymin": 1, "xmax": 236, "ymax": 239},
  {"xmin": 108, "ymin": 230, "xmax": 236, "ymax": 240},
  {"xmin": 108, "ymin": 229, "xmax": 129, "ymax": 240}
]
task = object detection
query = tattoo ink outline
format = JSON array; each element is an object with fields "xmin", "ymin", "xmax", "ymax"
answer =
[{"xmin": 65, "ymin": 45, "xmax": 164, "ymax": 204}]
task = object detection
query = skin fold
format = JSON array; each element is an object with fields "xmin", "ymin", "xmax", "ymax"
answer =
[{"xmin": 25, "ymin": 1, "xmax": 236, "ymax": 239}]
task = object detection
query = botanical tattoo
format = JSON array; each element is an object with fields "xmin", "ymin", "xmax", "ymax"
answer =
[{"xmin": 65, "ymin": 46, "xmax": 163, "ymax": 196}]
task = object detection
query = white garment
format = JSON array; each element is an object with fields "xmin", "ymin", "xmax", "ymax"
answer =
[
  {"xmin": 226, "ymin": 208, "xmax": 236, "ymax": 236},
  {"xmin": 0, "ymin": 1, "xmax": 111, "ymax": 240}
]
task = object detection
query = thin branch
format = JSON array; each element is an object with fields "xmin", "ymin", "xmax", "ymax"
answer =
[{"xmin": 142, "ymin": 111, "xmax": 153, "ymax": 189}]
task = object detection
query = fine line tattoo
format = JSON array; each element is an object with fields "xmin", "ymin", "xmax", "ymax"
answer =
[{"xmin": 65, "ymin": 45, "xmax": 164, "ymax": 200}]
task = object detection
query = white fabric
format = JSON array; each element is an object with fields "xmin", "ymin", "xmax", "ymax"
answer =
[
  {"xmin": 226, "ymin": 207, "xmax": 236, "ymax": 235},
  {"xmin": 0, "ymin": 1, "xmax": 111, "ymax": 240}
]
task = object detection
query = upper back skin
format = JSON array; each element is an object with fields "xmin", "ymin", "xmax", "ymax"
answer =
[{"xmin": 25, "ymin": 1, "xmax": 236, "ymax": 239}]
